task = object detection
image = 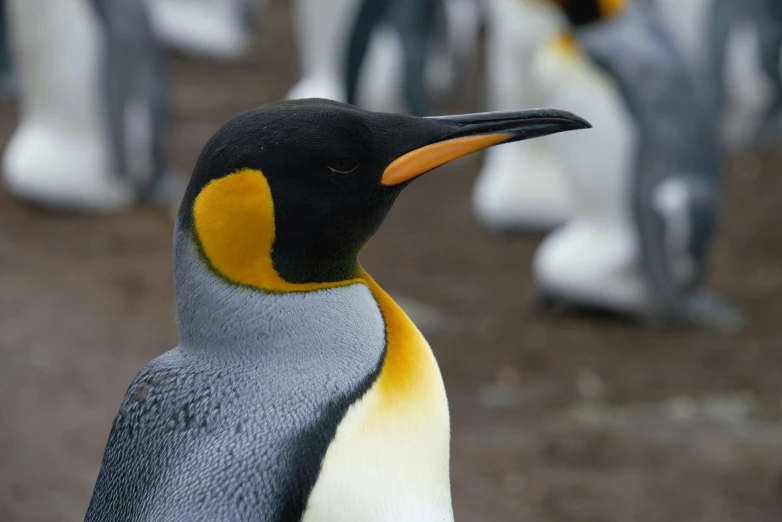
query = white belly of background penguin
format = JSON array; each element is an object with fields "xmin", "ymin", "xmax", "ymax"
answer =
[
  {"xmin": 3, "ymin": 0, "xmax": 172, "ymax": 212},
  {"xmin": 531, "ymin": 29, "xmax": 641, "ymax": 311},
  {"xmin": 472, "ymin": 0, "xmax": 573, "ymax": 232},
  {"xmin": 84, "ymin": 99, "xmax": 589, "ymax": 521}
]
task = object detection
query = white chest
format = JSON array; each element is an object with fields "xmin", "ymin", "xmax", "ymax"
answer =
[{"xmin": 302, "ymin": 318, "xmax": 453, "ymax": 522}]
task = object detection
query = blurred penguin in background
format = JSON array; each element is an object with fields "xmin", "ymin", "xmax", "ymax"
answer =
[
  {"xmin": 3, "ymin": 0, "xmax": 178, "ymax": 212},
  {"xmin": 705, "ymin": 0, "xmax": 782, "ymax": 148},
  {"xmin": 652, "ymin": 0, "xmax": 782, "ymax": 150},
  {"xmin": 286, "ymin": 0, "xmax": 362, "ymax": 102},
  {"xmin": 287, "ymin": 0, "xmax": 481, "ymax": 115},
  {"xmin": 530, "ymin": 6, "xmax": 638, "ymax": 307},
  {"xmin": 345, "ymin": 0, "xmax": 437, "ymax": 116},
  {"xmin": 533, "ymin": 0, "xmax": 743, "ymax": 330},
  {"xmin": 472, "ymin": 0, "xmax": 573, "ymax": 232},
  {"xmin": 148, "ymin": 0, "xmax": 267, "ymax": 61},
  {"xmin": 345, "ymin": 0, "xmax": 481, "ymax": 115}
]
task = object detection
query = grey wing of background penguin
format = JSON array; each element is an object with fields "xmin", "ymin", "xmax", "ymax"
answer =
[
  {"xmin": 91, "ymin": 0, "xmax": 169, "ymax": 202},
  {"xmin": 345, "ymin": 0, "xmax": 438, "ymax": 116},
  {"xmin": 576, "ymin": 2, "xmax": 723, "ymax": 325}
]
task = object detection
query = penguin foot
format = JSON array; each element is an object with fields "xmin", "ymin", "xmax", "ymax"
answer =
[
  {"xmin": 531, "ymin": 290, "xmax": 571, "ymax": 315},
  {"xmin": 532, "ymin": 290, "xmax": 558, "ymax": 313},
  {"xmin": 531, "ymin": 290, "xmax": 636, "ymax": 324},
  {"xmin": 677, "ymin": 291, "xmax": 746, "ymax": 332}
]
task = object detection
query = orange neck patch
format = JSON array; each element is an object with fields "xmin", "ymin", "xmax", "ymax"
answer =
[
  {"xmin": 192, "ymin": 168, "xmax": 363, "ymax": 292},
  {"xmin": 360, "ymin": 271, "xmax": 445, "ymax": 409}
]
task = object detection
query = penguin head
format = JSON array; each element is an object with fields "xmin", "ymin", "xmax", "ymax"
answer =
[
  {"xmin": 548, "ymin": 0, "xmax": 627, "ymax": 26},
  {"xmin": 177, "ymin": 99, "xmax": 589, "ymax": 290}
]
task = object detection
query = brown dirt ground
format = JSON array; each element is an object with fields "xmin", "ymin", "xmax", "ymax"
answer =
[{"xmin": 2, "ymin": 1, "xmax": 782, "ymax": 521}]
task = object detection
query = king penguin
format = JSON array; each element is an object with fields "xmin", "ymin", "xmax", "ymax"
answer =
[
  {"xmin": 3, "ymin": 0, "xmax": 175, "ymax": 212},
  {"xmin": 344, "ymin": 0, "xmax": 481, "ymax": 117},
  {"xmin": 286, "ymin": 0, "xmax": 480, "ymax": 116},
  {"xmin": 345, "ymin": 0, "xmax": 438, "ymax": 117},
  {"xmin": 286, "ymin": 0, "xmax": 363, "ymax": 102},
  {"xmin": 84, "ymin": 99, "xmax": 589, "ymax": 521},
  {"xmin": 471, "ymin": 0, "xmax": 573, "ymax": 232},
  {"xmin": 533, "ymin": 0, "xmax": 743, "ymax": 329}
]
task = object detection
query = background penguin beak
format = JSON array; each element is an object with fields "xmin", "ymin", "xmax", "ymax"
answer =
[{"xmin": 380, "ymin": 109, "xmax": 592, "ymax": 186}]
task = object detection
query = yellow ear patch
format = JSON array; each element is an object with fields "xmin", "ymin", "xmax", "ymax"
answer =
[
  {"xmin": 598, "ymin": 0, "xmax": 626, "ymax": 17},
  {"xmin": 192, "ymin": 168, "xmax": 362, "ymax": 292}
]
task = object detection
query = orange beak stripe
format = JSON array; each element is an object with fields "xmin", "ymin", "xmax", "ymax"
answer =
[{"xmin": 380, "ymin": 132, "xmax": 514, "ymax": 186}]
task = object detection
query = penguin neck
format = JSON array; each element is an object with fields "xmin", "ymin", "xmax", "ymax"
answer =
[{"xmin": 174, "ymin": 225, "xmax": 372, "ymax": 349}]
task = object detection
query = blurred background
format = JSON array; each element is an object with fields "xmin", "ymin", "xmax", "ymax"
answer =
[{"xmin": 1, "ymin": 0, "xmax": 782, "ymax": 520}]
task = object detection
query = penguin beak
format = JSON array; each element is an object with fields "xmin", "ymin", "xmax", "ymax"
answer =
[{"xmin": 380, "ymin": 109, "xmax": 591, "ymax": 186}]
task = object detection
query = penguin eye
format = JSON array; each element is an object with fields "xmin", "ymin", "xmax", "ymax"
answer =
[{"xmin": 326, "ymin": 160, "xmax": 359, "ymax": 174}]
